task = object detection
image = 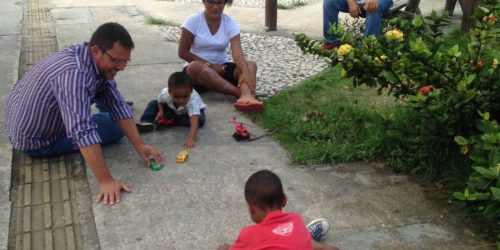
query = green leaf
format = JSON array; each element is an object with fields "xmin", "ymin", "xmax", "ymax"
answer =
[
  {"xmin": 483, "ymin": 202, "xmax": 500, "ymax": 219},
  {"xmin": 412, "ymin": 17, "xmax": 424, "ymax": 28},
  {"xmin": 492, "ymin": 187, "xmax": 500, "ymax": 201},
  {"xmin": 473, "ymin": 166, "xmax": 495, "ymax": 178},
  {"xmin": 453, "ymin": 191, "xmax": 466, "ymax": 200},
  {"xmin": 447, "ymin": 45, "xmax": 461, "ymax": 57},
  {"xmin": 454, "ymin": 136, "xmax": 469, "ymax": 145},
  {"xmin": 467, "ymin": 192, "xmax": 490, "ymax": 201}
]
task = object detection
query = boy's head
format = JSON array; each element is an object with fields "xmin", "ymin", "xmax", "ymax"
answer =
[
  {"xmin": 168, "ymin": 72, "xmax": 193, "ymax": 106},
  {"xmin": 244, "ymin": 170, "xmax": 287, "ymax": 223}
]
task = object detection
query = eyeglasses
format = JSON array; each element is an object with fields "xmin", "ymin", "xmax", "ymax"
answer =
[
  {"xmin": 206, "ymin": 0, "xmax": 225, "ymax": 6},
  {"xmin": 102, "ymin": 50, "xmax": 130, "ymax": 66}
]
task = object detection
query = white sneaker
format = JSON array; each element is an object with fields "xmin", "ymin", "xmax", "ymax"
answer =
[{"xmin": 307, "ymin": 218, "xmax": 330, "ymax": 241}]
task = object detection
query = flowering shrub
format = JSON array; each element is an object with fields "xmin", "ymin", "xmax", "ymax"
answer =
[
  {"xmin": 454, "ymin": 112, "xmax": 500, "ymax": 241},
  {"xmin": 295, "ymin": 0, "xmax": 499, "ymax": 239}
]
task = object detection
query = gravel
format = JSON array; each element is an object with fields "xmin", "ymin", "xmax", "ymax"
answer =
[
  {"xmin": 174, "ymin": 0, "xmax": 319, "ymax": 8},
  {"xmin": 159, "ymin": 25, "xmax": 328, "ymax": 98}
]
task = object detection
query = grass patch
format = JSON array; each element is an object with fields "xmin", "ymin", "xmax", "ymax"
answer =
[
  {"xmin": 146, "ymin": 17, "xmax": 171, "ymax": 26},
  {"xmin": 254, "ymin": 66, "xmax": 395, "ymax": 165}
]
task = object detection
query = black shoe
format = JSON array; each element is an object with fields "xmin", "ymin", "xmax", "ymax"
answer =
[
  {"xmin": 126, "ymin": 101, "xmax": 134, "ymax": 106},
  {"xmin": 136, "ymin": 122, "xmax": 155, "ymax": 133}
]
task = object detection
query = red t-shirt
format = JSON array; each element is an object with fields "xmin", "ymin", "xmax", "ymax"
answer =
[{"xmin": 230, "ymin": 210, "xmax": 312, "ymax": 250}]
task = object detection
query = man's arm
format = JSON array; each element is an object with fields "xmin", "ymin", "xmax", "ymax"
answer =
[
  {"xmin": 116, "ymin": 118, "xmax": 163, "ymax": 165},
  {"xmin": 80, "ymin": 144, "xmax": 131, "ymax": 205}
]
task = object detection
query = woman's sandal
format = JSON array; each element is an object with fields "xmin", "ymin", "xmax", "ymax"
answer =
[
  {"xmin": 234, "ymin": 102, "xmax": 264, "ymax": 112},
  {"xmin": 235, "ymin": 81, "xmax": 264, "ymax": 112}
]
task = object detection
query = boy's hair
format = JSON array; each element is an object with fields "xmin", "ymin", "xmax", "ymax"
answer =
[
  {"xmin": 245, "ymin": 170, "xmax": 285, "ymax": 210},
  {"xmin": 168, "ymin": 72, "xmax": 193, "ymax": 90},
  {"xmin": 90, "ymin": 22, "xmax": 134, "ymax": 51}
]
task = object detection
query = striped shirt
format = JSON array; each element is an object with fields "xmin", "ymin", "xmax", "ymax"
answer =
[{"xmin": 4, "ymin": 43, "xmax": 133, "ymax": 151}]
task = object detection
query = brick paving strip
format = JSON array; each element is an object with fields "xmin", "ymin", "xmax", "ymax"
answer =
[{"xmin": 7, "ymin": 0, "xmax": 99, "ymax": 249}]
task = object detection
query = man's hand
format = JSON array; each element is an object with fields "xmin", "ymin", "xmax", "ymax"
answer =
[
  {"xmin": 138, "ymin": 144, "xmax": 164, "ymax": 166},
  {"xmin": 347, "ymin": 0, "xmax": 361, "ymax": 17},
  {"xmin": 217, "ymin": 244, "xmax": 230, "ymax": 250},
  {"xmin": 365, "ymin": 0, "xmax": 378, "ymax": 13},
  {"xmin": 97, "ymin": 179, "xmax": 132, "ymax": 205}
]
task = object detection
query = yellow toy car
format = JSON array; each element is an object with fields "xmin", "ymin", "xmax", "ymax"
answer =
[{"xmin": 176, "ymin": 150, "xmax": 189, "ymax": 163}]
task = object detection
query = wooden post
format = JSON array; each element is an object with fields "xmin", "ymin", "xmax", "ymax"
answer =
[
  {"xmin": 460, "ymin": 0, "xmax": 479, "ymax": 33},
  {"xmin": 444, "ymin": 0, "xmax": 457, "ymax": 16},
  {"xmin": 405, "ymin": 0, "xmax": 421, "ymax": 14},
  {"xmin": 265, "ymin": 0, "xmax": 277, "ymax": 31}
]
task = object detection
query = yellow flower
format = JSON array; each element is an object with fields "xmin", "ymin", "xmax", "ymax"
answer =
[
  {"xmin": 384, "ymin": 29, "xmax": 404, "ymax": 42},
  {"xmin": 374, "ymin": 55, "xmax": 387, "ymax": 64},
  {"xmin": 493, "ymin": 58, "xmax": 498, "ymax": 69},
  {"xmin": 340, "ymin": 68, "xmax": 348, "ymax": 78},
  {"xmin": 337, "ymin": 44, "xmax": 353, "ymax": 56},
  {"xmin": 460, "ymin": 145, "xmax": 469, "ymax": 155}
]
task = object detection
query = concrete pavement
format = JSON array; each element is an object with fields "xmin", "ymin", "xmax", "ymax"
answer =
[
  {"xmin": 0, "ymin": 0, "xmax": 22, "ymax": 247},
  {"xmin": 1, "ymin": 0, "xmax": 494, "ymax": 249}
]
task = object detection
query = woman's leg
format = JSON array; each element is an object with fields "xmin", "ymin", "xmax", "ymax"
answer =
[
  {"xmin": 233, "ymin": 61, "xmax": 264, "ymax": 111},
  {"xmin": 186, "ymin": 61, "xmax": 240, "ymax": 97}
]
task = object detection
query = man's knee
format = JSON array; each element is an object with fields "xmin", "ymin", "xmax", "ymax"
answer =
[{"xmin": 93, "ymin": 113, "xmax": 124, "ymax": 144}]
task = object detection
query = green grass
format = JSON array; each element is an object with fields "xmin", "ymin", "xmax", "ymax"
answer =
[
  {"xmin": 145, "ymin": 17, "xmax": 172, "ymax": 26},
  {"xmin": 253, "ymin": 66, "xmax": 396, "ymax": 165}
]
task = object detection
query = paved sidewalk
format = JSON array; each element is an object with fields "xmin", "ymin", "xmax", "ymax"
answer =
[
  {"xmin": 1, "ymin": 0, "xmax": 494, "ymax": 249},
  {"xmin": 0, "ymin": 0, "xmax": 22, "ymax": 247}
]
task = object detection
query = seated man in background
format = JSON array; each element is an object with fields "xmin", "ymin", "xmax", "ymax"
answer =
[{"xmin": 323, "ymin": 0, "xmax": 393, "ymax": 49}]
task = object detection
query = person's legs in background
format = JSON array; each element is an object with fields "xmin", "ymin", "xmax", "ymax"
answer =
[
  {"xmin": 323, "ymin": 0, "xmax": 349, "ymax": 48},
  {"xmin": 364, "ymin": 0, "xmax": 393, "ymax": 36}
]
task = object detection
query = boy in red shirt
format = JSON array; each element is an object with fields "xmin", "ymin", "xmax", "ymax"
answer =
[{"xmin": 217, "ymin": 170, "xmax": 339, "ymax": 250}]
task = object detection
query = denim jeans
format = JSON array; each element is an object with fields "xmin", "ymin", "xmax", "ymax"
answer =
[
  {"xmin": 323, "ymin": 0, "xmax": 393, "ymax": 44},
  {"xmin": 140, "ymin": 100, "xmax": 206, "ymax": 128},
  {"xmin": 23, "ymin": 112, "xmax": 124, "ymax": 158}
]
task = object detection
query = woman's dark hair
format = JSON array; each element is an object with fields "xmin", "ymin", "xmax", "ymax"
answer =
[
  {"xmin": 245, "ymin": 170, "xmax": 286, "ymax": 210},
  {"xmin": 203, "ymin": 0, "xmax": 233, "ymax": 7},
  {"xmin": 168, "ymin": 71, "xmax": 193, "ymax": 90},
  {"xmin": 89, "ymin": 22, "xmax": 134, "ymax": 51}
]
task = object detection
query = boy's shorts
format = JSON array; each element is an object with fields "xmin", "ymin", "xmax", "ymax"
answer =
[{"xmin": 183, "ymin": 62, "xmax": 238, "ymax": 93}]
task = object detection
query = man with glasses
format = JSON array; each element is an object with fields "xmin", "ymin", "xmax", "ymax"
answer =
[{"xmin": 5, "ymin": 22, "xmax": 163, "ymax": 205}]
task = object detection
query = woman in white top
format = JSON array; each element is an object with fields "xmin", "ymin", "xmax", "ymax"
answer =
[{"xmin": 179, "ymin": 0, "xmax": 264, "ymax": 112}]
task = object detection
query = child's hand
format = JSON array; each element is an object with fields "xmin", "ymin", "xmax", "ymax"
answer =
[
  {"xmin": 156, "ymin": 110, "xmax": 164, "ymax": 121},
  {"xmin": 183, "ymin": 137, "xmax": 196, "ymax": 148}
]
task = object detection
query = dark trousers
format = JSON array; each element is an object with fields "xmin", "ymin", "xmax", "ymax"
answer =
[
  {"xmin": 140, "ymin": 100, "xmax": 205, "ymax": 128},
  {"xmin": 23, "ymin": 112, "xmax": 123, "ymax": 158}
]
